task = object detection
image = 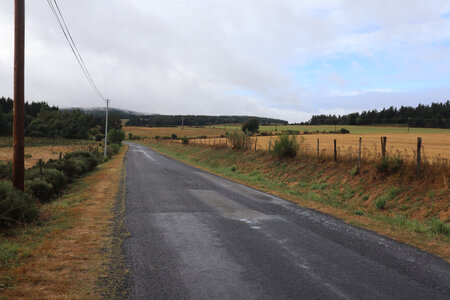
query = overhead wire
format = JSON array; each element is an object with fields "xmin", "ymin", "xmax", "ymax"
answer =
[{"xmin": 45, "ymin": 0, "xmax": 107, "ymax": 102}]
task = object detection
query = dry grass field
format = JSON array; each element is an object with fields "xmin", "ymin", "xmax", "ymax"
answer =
[
  {"xmin": 188, "ymin": 133, "xmax": 450, "ymax": 162},
  {"xmin": 124, "ymin": 126, "xmax": 226, "ymax": 138},
  {"xmin": 129, "ymin": 125, "xmax": 449, "ymax": 162},
  {"xmin": 0, "ymin": 144, "xmax": 96, "ymax": 168}
]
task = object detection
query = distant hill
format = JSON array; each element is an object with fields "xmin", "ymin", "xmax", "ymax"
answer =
[
  {"xmin": 62, "ymin": 107, "xmax": 149, "ymax": 119},
  {"xmin": 126, "ymin": 115, "xmax": 288, "ymax": 127}
]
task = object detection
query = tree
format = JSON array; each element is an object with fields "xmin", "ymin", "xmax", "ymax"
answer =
[{"xmin": 242, "ymin": 118, "xmax": 259, "ymax": 134}]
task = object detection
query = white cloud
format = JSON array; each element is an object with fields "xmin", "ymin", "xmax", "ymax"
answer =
[{"xmin": 0, "ymin": 0, "xmax": 449, "ymax": 123}]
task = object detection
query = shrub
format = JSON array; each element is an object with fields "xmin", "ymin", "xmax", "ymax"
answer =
[
  {"xmin": 227, "ymin": 131, "xmax": 251, "ymax": 150},
  {"xmin": 64, "ymin": 151, "xmax": 100, "ymax": 170},
  {"xmin": 273, "ymin": 135, "xmax": 298, "ymax": 158},
  {"xmin": 241, "ymin": 118, "xmax": 259, "ymax": 134},
  {"xmin": 26, "ymin": 178, "xmax": 55, "ymax": 203},
  {"xmin": 45, "ymin": 159, "xmax": 83, "ymax": 179},
  {"xmin": 171, "ymin": 133, "xmax": 178, "ymax": 139},
  {"xmin": 108, "ymin": 129, "xmax": 125, "ymax": 144},
  {"xmin": 0, "ymin": 161, "xmax": 12, "ymax": 181},
  {"xmin": 25, "ymin": 168, "xmax": 67, "ymax": 195},
  {"xmin": 0, "ymin": 181, "xmax": 38, "ymax": 227},
  {"xmin": 340, "ymin": 128, "xmax": 350, "ymax": 134},
  {"xmin": 181, "ymin": 136, "xmax": 189, "ymax": 145}
]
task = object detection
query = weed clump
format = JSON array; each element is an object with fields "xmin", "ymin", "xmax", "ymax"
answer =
[
  {"xmin": 375, "ymin": 155, "xmax": 404, "ymax": 175},
  {"xmin": 227, "ymin": 131, "xmax": 251, "ymax": 150},
  {"xmin": 375, "ymin": 187, "xmax": 400, "ymax": 210},
  {"xmin": 273, "ymin": 135, "xmax": 298, "ymax": 158},
  {"xmin": 428, "ymin": 218, "xmax": 450, "ymax": 236},
  {"xmin": 181, "ymin": 136, "xmax": 189, "ymax": 145}
]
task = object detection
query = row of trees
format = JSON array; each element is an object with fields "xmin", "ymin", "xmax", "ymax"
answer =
[
  {"xmin": 306, "ymin": 101, "xmax": 449, "ymax": 128},
  {"xmin": 126, "ymin": 115, "xmax": 288, "ymax": 127},
  {"xmin": 0, "ymin": 97, "xmax": 123, "ymax": 140}
]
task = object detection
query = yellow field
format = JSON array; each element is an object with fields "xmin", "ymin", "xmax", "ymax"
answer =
[
  {"xmin": 188, "ymin": 133, "xmax": 450, "ymax": 161},
  {"xmin": 124, "ymin": 126, "xmax": 226, "ymax": 138},
  {"xmin": 0, "ymin": 145, "xmax": 96, "ymax": 168}
]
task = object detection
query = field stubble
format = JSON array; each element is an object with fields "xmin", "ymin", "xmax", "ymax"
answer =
[{"xmin": 188, "ymin": 133, "xmax": 450, "ymax": 163}]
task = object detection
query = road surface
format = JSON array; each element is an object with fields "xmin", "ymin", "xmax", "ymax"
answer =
[{"xmin": 123, "ymin": 142, "xmax": 449, "ymax": 299}]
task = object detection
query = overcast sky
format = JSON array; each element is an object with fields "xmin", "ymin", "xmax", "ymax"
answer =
[{"xmin": 1, "ymin": 1, "xmax": 450, "ymax": 122}]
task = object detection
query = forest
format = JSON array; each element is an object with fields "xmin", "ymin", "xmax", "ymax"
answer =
[
  {"xmin": 0, "ymin": 97, "xmax": 121, "ymax": 139},
  {"xmin": 306, "ymin": 101, "xmax": 449, "ymax": 128},
  {"xmin": 126, "ymin": 115, "xmax": 288, "ymax": 127}
]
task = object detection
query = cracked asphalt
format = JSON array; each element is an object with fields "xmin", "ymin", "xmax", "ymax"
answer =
[{"xmin": 123, "ymin": 142, "xmax": 450, "ymax": 299}]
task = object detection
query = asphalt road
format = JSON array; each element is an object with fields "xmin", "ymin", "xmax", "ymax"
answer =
[{"xmin": 123, "ymin": 142, "xmax": 450, "ymax": 299}]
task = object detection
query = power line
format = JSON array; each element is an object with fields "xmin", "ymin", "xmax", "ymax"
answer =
[{"xmin": 45, "ymin": 0, "xmax": 106, "ymax": 102}]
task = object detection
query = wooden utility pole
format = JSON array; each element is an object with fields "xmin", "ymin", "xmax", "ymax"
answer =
[
  {"xmin": 103, "ymin": 99, "xmax": 110, "ymax": 158},
  {"xmin": 13, "ymin": 0, "xmax": 25, "ymax": 191}
]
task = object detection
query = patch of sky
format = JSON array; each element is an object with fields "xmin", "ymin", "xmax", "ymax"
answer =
[
  {"xmin": 288, "ymin": 50, "xmax": 450, "ymax": 94},
  {"xmin": 442, "ymin": 11, "xmax": 450, "ymax": 19},
  {"xmin": 352, "ymin": 24, "xmax": 381, "ymax": 34},
  {"xmin": 223, "ymin": 89, "xmax": 258, "ymax": 97}
]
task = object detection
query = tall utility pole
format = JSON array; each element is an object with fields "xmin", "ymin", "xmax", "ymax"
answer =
[
  {"xmin": 13, "ymin": 0, "xmax": 25, "ymax": 191},
  {"xmin": 103, "ymin": 99, "xmax": 110, "ymax": 158}
]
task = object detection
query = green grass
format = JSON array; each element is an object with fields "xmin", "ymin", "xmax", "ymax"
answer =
[
  {"xmin": 375, "ymin": 187, "xmax": 400, "ymax": 210},
  {"xmin": 209, "ymin": 124, "xmax": 450, "ymax": 134}
]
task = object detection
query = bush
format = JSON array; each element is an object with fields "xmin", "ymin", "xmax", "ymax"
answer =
[
  {"xmin": 241, "ymin": 118, "xmax": 259, "ymax": 135},
  {"xmin": 340, "ymin": 128, "xmax": 350, "ymax": 134},
  {"xmin": 273, "ymin": 135, "xmax": 298, "ymax": 158},
  {"xmin": 25, "ymin": 178, "xmax": 55, "ymax": 203},
  {"xmin": 181, "ymin": 136, "xmax": 189, "ymax": 145},
  {"xmin": 227, "ymin": 131, "xmax": 251, "ymax": 150},
  {"xmin": 44, "ymin": 158, "xmax": 84, "ymax": 180},
  {"xmin": 0, "ymin": 181, "xmax": 39, "ymax": 227},
  {"xmin": 64, "ymin": 151, "xmax": 100, "ymax": 170},
  {"xmin": 171, "ymin": 133, "xmax": 178, "ymax": 139},
  {"xmin": 25, "ymin": 168, "xmax": 67, "ymax": 195},
  {"xmin": 0, "ymin": 161, "xmax": 12, "ymax": 181},
  {"xmin": 108, "ymin": 129, "xmax": 125, "ymax": 144}
]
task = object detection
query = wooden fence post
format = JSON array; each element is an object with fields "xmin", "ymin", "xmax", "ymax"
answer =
[
  {"xmin": 317, "ymin": 138, "xmax": 319, "ymax": 160},
  {"xmin": 334, "ymin": 139, "xmax": 337, "ymax": 162},
  {"xmin": 255, "ymin": 137, "xmax": 257, "ymax": 151},
  {"xmin": 358, "ymin": 137, "xmax": 362, "ymax": 172},
  {"xmin": 381, "ymin": 136, "xmax": 387, "ymax": 159},
  {"xmin": 268, "ymin": 140, "xmax": 271, "ymax": 153},
  {"xmin": 417, "ymin": 137, "xmax": 422, "ymax": 177}
]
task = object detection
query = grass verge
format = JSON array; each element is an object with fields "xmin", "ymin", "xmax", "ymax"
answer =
[
  {"xmin": 0, "ymin": 145, "xmax": 127, "ymax": 298},
  {"xmin": 141, "ymin": 141, "xmax": 449, "ymax": 261}
]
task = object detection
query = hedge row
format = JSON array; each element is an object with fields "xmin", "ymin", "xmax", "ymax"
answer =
[{"xmin": 0, "ymin": 145, "xmax": 121, "ymax": 228}]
